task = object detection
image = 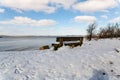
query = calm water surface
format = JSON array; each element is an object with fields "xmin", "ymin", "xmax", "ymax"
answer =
[{"xmin": 0, "ymin": 37, "xmax": 56, "ymax": 51}]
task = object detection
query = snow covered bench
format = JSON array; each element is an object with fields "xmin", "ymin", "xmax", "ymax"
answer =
[{"xmin": 52, "ymin": 37, "xmax": 83, "ymax": 50}]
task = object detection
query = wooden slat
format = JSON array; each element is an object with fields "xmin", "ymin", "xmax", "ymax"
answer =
[{"xmin": 56, "ymin": 37, "xmax": 83, "ymax": 42}]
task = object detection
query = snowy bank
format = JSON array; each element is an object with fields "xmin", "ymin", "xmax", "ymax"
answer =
[{"xmin": 0, "ymin": 39, "xmax": 120, "ymax": 80}]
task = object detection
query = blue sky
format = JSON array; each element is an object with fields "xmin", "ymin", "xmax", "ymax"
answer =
[{"xmin": 0, "ymin": 0, "xmax": 120, "ymax": 36}]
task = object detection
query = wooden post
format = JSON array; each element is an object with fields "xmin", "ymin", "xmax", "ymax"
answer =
[
  {"xmin": 59, "ymin": 38, "xmax": 63, "ymax": 47},
  {"xmin": 79, "ymin": 38, "xmax": 83, "ymax": 46}
]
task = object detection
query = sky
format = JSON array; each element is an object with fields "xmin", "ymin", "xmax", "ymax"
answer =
[{"xmin": 0, "ymin": 0, "xmax": 120, "ymax": 36}]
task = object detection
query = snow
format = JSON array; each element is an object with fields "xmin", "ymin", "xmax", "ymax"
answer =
[{"xmin": 0, "ymin": 38, "xmax": 120, "ymax": 80}]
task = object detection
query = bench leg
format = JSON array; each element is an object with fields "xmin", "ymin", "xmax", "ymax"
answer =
[
  {"xmin": 54, "ymin": 46, "xmax": 59, "ymax": 51},
  {"xmin": 53, "ymin": 43, "xmax": 63, "ymax": 51}
]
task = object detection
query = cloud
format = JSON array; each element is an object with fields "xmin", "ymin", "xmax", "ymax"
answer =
[
  {"xmin": 118, "ymin": 0, "xmax": 120, "ymax": 2},
  {"xmin": 0, "ymin": 0, "xmax": 76, "ymax": 13},
  {"xmin": 100, "ymin": 15, "xmax": 108, "ymax": 19},
  {"xmin": 74, "ymin": 16, "xmax": 97, "ymax": 23},
  {"xmin": 72, "ymin": 0, "xmax": 118, "ymax": 12},
  {"xmin": 109, "ymin": 16, "xmax": 120, "ymax": 23},
  {"xmin": 0, "ymin": 16, "xmax": 56, "ymax": 26},
  {"xmin": 51, "ymin": 0, "xmax": 76, "ymax": 9},
  {"xmin": 0, "ymin": 0, "xmax": 118, "ymax": 13},
  {"xmin": 0, "ymin": 0, "xmax": 55, "ymax": 13},
  {"xmin": 0, "ymin": 8, "xmax": 5, "ymax": 13}
]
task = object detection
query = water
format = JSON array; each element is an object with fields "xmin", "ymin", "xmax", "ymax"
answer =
[{"xmin": 0, "ymin": 37, "xmax": 56, "ymax": 51}]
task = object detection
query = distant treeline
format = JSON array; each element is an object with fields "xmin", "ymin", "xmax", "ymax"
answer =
[
  {"xmin": 98, "ymin": 23, "xmax": 120, "ymax": 38},
  {"xmin": 86, "ymin": 23, "xmax": 120, "ymax": 40}
]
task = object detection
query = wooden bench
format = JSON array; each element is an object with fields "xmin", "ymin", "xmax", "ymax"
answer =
[{"xmin": 52, "ymin": 37, "xmax": 83, "ymax": 50}]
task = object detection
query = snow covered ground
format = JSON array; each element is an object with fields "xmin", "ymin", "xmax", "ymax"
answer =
[{"xmin": 0, "ymin": 38, "xmax": 120, "ymax": 80}]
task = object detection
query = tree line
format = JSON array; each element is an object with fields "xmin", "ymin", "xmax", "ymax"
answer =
[{"xmin": 86, "ymin": 23, "xmax": 120, "ymax": 41}]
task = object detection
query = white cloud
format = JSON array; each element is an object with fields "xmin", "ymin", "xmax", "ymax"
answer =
[
  {"xmin": 51, "ymin": 0, "xmax": 76, "ymax": 9},
  {"xmin": 72, "ymin": 0, "xmax": 118, "ymax": 12},
  {"xmin": 74, "ymin": 16, "xmax": 97, "ymax": 23},
  {"xmin": 101, "ymin": 15, "xmax": 108, "ymax": 19},
  {"xmin": 0, "ymin": 8, "xmax": 5, "ymax": 13},
  {"xmin": 0, "ymin": 0, "xmax": 55, "ymax": 13},
  {"xmin": 0, "ymin": 16, "xmax": 56, "ymax": 26},
  {"xmin": 0, "ymin": 0, "xmax": 76, "ymax": 13},
  {"xmin": 109, "ymin": 16, "xmax": 120, "ymax": 23},
  {"xmin": 0, "ymin": 0, "xmax": 118, "ymax": 13},
  {"xmin": 118, "ymin": 0, "xmax": 120, "ymax": 2}
]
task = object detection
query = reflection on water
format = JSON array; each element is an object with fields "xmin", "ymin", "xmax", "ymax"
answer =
[{"xmin": 0, "ymin": 37, "xmax": 56, "ymax": 51}]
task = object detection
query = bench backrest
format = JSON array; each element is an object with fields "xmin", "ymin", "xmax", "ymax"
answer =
[{"xmin": 56, "ymin": 37, "xmax": 83, "ymax": 42}]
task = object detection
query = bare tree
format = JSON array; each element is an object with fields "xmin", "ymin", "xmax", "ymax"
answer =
[
  {"xmin": 98, "ymin": 23, "xmax": 120, "ymax": 38},
  {"xmin": 114, "ymin": 23, "xmax": 120, "ymax": 38},
  {"xmin": 86, "ymin": 23, "xmax": 97, "ymax": 41}
]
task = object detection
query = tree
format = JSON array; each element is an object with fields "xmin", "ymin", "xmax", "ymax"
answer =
[
  {"xmin": 98, "ymin": 23, "xmax": 120, "ymax": 38},
  {"xmin": 114, "ymin": 23, "xmax": 120, "ymax": 38},
  {"xmin": 86, "ymin": 23, "xmax": 97, "ymax": 41}
]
